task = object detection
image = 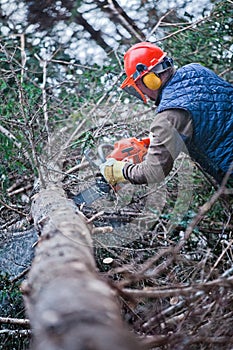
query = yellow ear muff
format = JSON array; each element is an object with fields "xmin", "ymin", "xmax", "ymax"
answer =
[{"xmin": 143, "ymin": 72, "xmax": 162, "ymax": 90}]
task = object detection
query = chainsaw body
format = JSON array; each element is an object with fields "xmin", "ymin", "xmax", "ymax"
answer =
[
  {"xmin": 73, "ymin": 137, "xmax": 150, "ymax": 205},
  {"xmin": 100, "ymin": 137, "xmax": 150, "ymax": 163}
]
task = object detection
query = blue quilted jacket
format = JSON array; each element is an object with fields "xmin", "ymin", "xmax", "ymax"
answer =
[{"xmin": 157, "ymin": 63, "xmax": 233, "ymax": 183}]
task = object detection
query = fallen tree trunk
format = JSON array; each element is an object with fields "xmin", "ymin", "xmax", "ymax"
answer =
[{"xmin": 22, "ymin": 184, "xmax": 142, "ymax": 350}]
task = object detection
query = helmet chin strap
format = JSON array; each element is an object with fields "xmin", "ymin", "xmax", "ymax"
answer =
[{"xmin": 150, "ymin": 89, "xmax": 161, "ymax": 105}]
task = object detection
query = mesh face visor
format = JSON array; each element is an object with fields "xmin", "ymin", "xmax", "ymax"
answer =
[{"xmin": 120, "ymin": 76, "xmax": 147, "ymax": 103}]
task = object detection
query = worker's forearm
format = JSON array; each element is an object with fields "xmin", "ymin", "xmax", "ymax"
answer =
[{"xmin": 123, "ymin": 109, "xmax": 193, "ymax": 185}]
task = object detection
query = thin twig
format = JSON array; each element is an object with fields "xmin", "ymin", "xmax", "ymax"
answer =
[
  {"xmin": 0, "ymin": 329, "xmax": 31, "ymax": 336},
  {"xmin": 65, "ymin": 160, "xmax": 89, "ymax": 174},
  {"xmin": 0, "ymin": 317, "xmax": 30, "ymax": 326},
  {"xmin": 179, "ymin": 163, "xmax": 233, "ymax": 250},
  {"xmin": 10, "ymin": 267, "xmax": 31, "ymax": 283},
  {"xmin": 146, "ymin": 9, "xmax": 174, "ymax": 40},
  {"xmin": 156, "ymin": 15, "xmax": 211, "ymax": 43},
  {"xmin": 0, "ymin": 198, "xmax": 27, "ymax": 216},
  {"xmin": 122, "ymin": 276, "xmax": 233, "ymax": 299},
  {"xmin": 0, "ymin": 125, "xmax": 21, "ymax": 148},
  {"xmin": 205, "ymin": 239, "xmax": 233, "ymax": 281}
]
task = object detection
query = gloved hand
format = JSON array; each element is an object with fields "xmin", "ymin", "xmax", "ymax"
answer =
[{"xmin": 99, "ymin": 158, "xmax": 127, "ymax": 186}]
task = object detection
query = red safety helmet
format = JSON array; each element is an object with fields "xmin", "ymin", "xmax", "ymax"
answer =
[{"xmin": 120, "ymin": 42, "xmax": 167, "ymax": 103}]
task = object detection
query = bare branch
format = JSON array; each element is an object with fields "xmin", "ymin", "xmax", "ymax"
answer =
[
  {"xmin": 0, "ymin": 316, "xmax": 30, "ymax": 326},
  {"xmin": 122, "ymin": 276, "xmax": 233, "ymax": 299},
  {"xmin": 0, "ymin": 124, "xmax": 21, "ymax": 148},
  {"xmin": 0, "ymin": 329, "xmax": 31, "ymax": 336},
  {"xmin": 156, "ymin": 15, "xmax": 211, "ymax": 43}
]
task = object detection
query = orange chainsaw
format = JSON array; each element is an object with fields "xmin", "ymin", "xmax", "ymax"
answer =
[{"xmin": 73, "ymin": 137, "xmax": 150, "ymax": 206}]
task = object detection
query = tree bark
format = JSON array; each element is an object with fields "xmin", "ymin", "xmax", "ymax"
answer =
[{"xmin": 22, "ymin": 184, "xmax": 142, "ymax": 350}]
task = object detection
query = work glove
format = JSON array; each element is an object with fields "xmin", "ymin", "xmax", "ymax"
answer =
[{"xmin": 99, "ymin": 158, "xmax": 127, "ymax": 186}]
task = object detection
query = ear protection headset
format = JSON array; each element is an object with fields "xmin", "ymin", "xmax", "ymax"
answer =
[
  {"xmin": 142, "ymin": 72, "xmax": 162, "ymax": 90},
  {"xmin": 135, "ymin": 56, "xmax": 173, "ymax": 91}
]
